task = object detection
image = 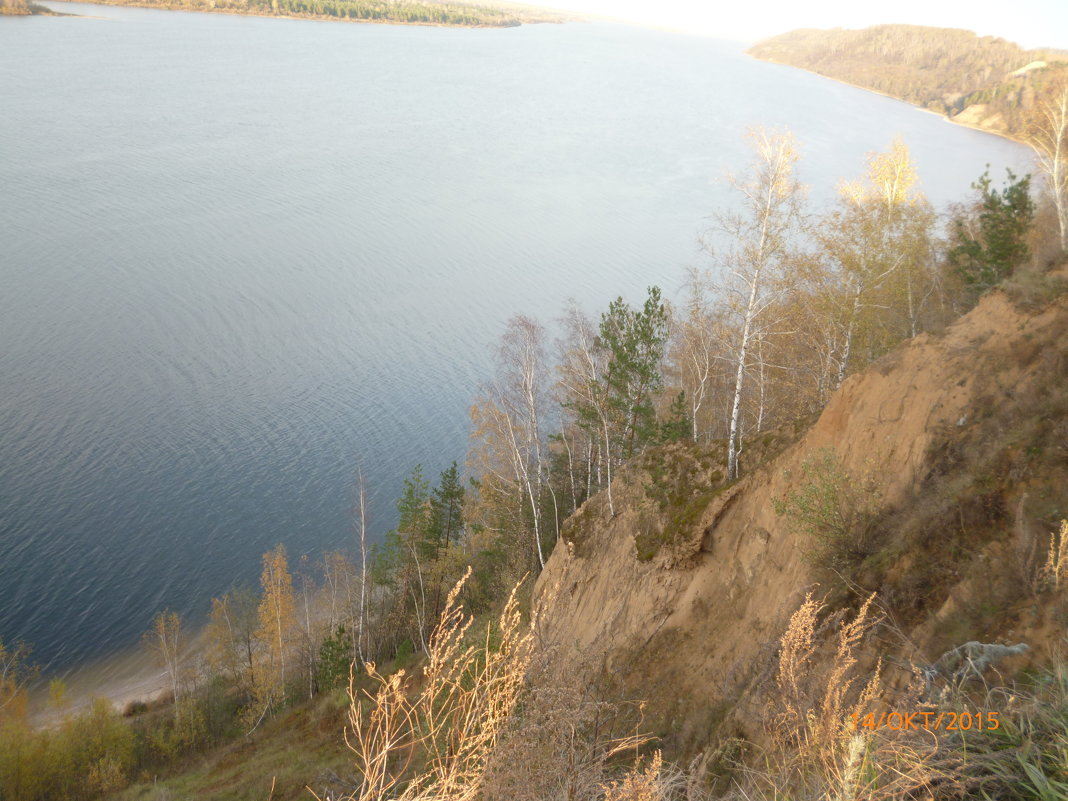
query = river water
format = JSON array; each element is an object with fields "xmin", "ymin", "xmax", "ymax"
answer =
[{"xmin": 0, "ymin": 4, "xmax": 1031, "ymax": 670}]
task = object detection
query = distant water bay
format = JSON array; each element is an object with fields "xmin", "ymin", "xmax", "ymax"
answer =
[{"xmin": 0, "ymin": 5, "xmax": 1029, "ymax": 670}]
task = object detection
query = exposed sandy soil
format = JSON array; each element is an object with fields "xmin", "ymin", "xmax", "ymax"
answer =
[
  {"xmin": 533, "ymin": 288, "xmax": 1068, "ymax": 752},
  {"xmin": 951, "ymin": 103, "xmax": 1007, "ymax": 134}
]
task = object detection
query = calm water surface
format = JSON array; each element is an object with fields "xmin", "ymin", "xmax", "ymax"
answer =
[{"xmin": 0, "ymin": 5, "xmax": 1030, "ymax": 670}]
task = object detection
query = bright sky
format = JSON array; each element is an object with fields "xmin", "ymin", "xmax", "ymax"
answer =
[{"xmin": 545, "ymin": 0, "xmax": 1068, "ymax": 50}]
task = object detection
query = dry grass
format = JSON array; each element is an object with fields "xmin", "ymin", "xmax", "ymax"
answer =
[
  {"xmin": 327, "ymin": 568, "xmax": 532, "ymax": 801},
  {"xmin": 322, "ymin": 540, "xmax": 1068, "ymax": 801},
  {"xmin": 753, "ymin": 592, "xmax": 890, "ymax": 801},
  {"xmin": 773, "ymin": 592, "xmax": 882, "ymax": 766},
  {"xmin": 480, "ymin": 679, "xmax": 655, "ymax": 801},
  {"xmin": 732, "ymin": 593, "xmax": 1068, "ymax": 801},
  {"xmin": 331, "ymin": 567, "xmax": 711, "ymax": 801},
  {"xmin": 597, "ymin": 748, "xmax": 718, "ymax": 801},
  {"xmin": 601, "ymin": 751, "xmax": 665, "ymax": 801}
]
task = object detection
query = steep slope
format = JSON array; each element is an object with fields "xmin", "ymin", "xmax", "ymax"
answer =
[{"xmin": 534, "ymin": 286, "xmax": 1068, "ymax": 754}]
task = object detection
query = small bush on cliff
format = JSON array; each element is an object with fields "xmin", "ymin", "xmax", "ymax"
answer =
[
  {"xmin": 636, "ymin": 443, "xmax": 727, "ymax": 562},
  {"xmin": 774, "ymin": 448, "xmax": 883, "ymax": 579}
]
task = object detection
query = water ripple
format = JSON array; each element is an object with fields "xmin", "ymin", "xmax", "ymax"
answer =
[{"xmin": 0, "ymin": 5, "xmax": 1033, "ymax": 670}]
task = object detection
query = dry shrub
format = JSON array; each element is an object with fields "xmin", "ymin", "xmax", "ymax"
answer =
[
  {"xmin": 773, "ymin": 449, "xmax": 883, "ymax": 580},
  {"xmin": 86, "ymin": 756, "xmax": 126, "ymax": 795},
  {"xmin": 480, "ymin": 673, "xmax": 653, "ymax": 801},
  {"xmin": 328, "ymin": 567, "xmax": 532, "ymax": 801},
  {"xmin": 601, "ymin": 751, "xmax": 665, "ymax": 801}
]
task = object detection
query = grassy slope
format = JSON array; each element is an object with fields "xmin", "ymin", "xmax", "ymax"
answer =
[{"xmin": 113, "ymin": 689, "xmax": 354, "ymax": 801}]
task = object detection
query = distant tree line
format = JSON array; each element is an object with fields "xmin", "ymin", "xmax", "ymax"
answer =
[{"xmin": 72, "ymin": 0, "xmax": 550, "ymax": 26}]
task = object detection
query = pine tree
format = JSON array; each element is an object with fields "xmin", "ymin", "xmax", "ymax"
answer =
[
  {"xmin": 659, "ymin": 391, "xmax": 691, "ymax": 443},
  {"xmin": 397, "ymin": 464, "xmax": 432, "ymax": 557},
  {"xmin": 430, "ymin": 462, "xmax": 465, "ymax": 555},
  {"xmin": 598, "ymin": 286, "xmax": 670, "ymax": 460},
  {"xmin": 427, "ymin": 462, "xmax": 465, "ymax": 620},
  {"xmin": 949, "ymin": 168, "xmax": 1035, "ymax": 291},
  {"xmin": 316, "ymin": 625, "xmax": 352, "ymax": 691},
  {"xmin": 378, "ymin": 466, "xmax": 435, "ymax": 657}
]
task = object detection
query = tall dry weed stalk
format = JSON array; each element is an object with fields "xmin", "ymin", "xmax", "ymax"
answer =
[
  {"xmin": 1039, "ymin": 520, "xmax": 1068, "ymax": 591},
  {"xmin": 776, "ymin": 592, "xmax": 822, "ymax": 720},
  {"xmin": 328, "ymin": 567, "xmax": 533, "ymax": 801},
  {"xmin": 773, "ymin": 592, "xmax": 882, "ymax": 781},
  {"xmin": 601, "ymin": 751, "xmax": 665, "ymax": 801}
]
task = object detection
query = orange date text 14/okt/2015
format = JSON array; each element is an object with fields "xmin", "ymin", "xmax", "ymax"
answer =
[{"xmin": 851, "ymin": 710, "xmax": 999, "ymax": 732}]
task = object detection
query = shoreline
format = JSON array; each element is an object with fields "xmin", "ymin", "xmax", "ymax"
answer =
[
  {"xmin": 27, "ymin": 623, "xmax": 215, "ymax": 729},
  {"xmin": 745, "ymin": 52, "xmax": 1028, "ymax": 147},
  {"xmin": 47, "ymin": 0, "xmax": 573, "ymax": 28},
  {"xmin": 28, "ymin": 643, "xmax": 167, "ymax": 728}
]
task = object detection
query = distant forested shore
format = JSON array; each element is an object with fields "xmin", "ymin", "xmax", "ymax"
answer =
[
  {"xmin": 0, "ymin": 0, "xmax": 56, "ymax": 14},
  {"xmin": 54, "ymin": 0, "xmax": 568, "ymax": 26},
  {"xmin": 749, "ymin": 24, "xmax": 1068, "ymax": 141}
]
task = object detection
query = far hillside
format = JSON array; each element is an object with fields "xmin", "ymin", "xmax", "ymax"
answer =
[
  {"xmin": 0, "ymin": 0, "xmax": 52, "ymax": 14},
  {"xmin": 748, "ymin": 25, "xmax": 1068, "ymax": 139}
]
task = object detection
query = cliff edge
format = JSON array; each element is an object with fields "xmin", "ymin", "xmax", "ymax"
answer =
[{"xmin": 534, "ymin": 284, "xmax": 1068, "ymax": 755}]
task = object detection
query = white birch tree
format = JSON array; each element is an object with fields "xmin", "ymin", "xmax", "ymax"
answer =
[
  {"xmin": 713, "ymin": 128, "xmax": 806, "ymax": 481},
  {"xmin": 1028, "ymin": 78, "xmax": 1068, "ymax": 251},
  {"xmin": 469, "ymin": 315, "xmax": 552, "ymax": 569},
  {"xmin": 555, "ymin": 301, "xmax": 614, "ymax": 514},
  {"xmin": 819, "ymin": 138, "xmax": 936, "ymax": 385},
  {"xmin": 671, "ymin": 268, "xmax": 722, "ymax": 442},
  {"xmin": 356, "ymin": 469, "xmax": 369, "ymax": 663},
  {"xmin": 146, "ymin": 610, "xmax": 184, "ymax": 720}
]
